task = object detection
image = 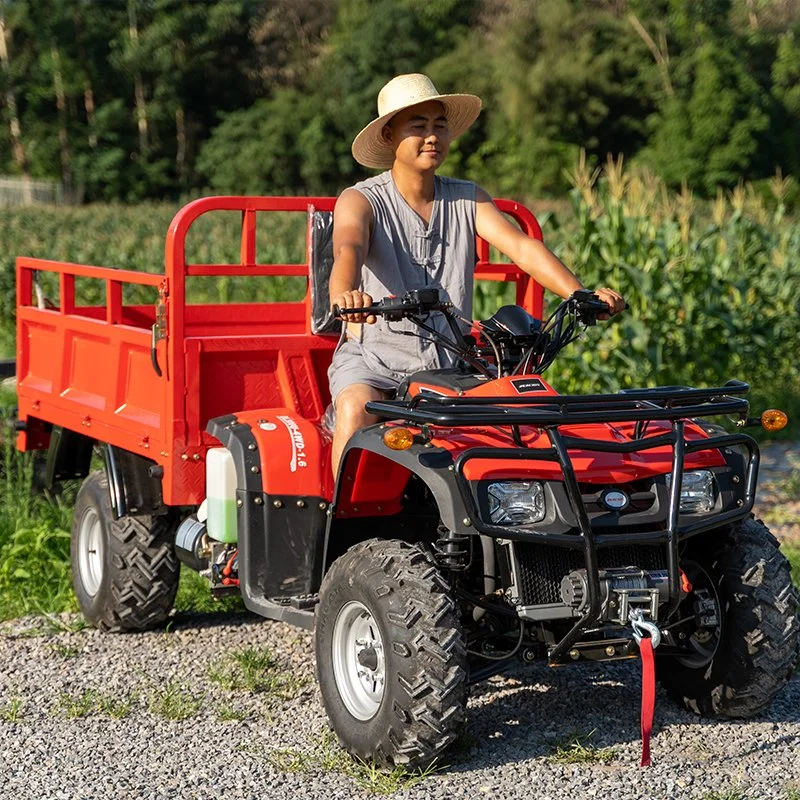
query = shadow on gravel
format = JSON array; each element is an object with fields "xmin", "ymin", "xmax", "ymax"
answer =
[
  {"xmin": 450, "ymin": 661, "xmax": 800, "ymax": 772},
  {"xmin": 167, "ymin": 609, "xmax": 260, "ymax": 631}
]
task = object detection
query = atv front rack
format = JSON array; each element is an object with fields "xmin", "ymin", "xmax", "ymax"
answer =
[{"xmin": 366, "ymin": 380, "xmax": 759, "ymax": 663}]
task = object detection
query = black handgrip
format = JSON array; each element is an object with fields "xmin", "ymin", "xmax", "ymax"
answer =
[{"xmin": 332, "ymin": 303, "xmax": 385, "ymax": 318}]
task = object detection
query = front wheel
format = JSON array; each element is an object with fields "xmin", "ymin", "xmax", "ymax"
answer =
[
  {"xmin": 315, "ymin": 539, "xmax": 467, "ymax": 769},
  {"xmin": 659, "ymin": 518, "xmax": 800, "ymax": 717}
]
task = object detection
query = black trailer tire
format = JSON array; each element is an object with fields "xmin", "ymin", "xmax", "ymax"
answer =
[
  {"xmin": 659, "ymin": 517, "xmax": 800, "ymax": 717},
  {"xmin": 71, "ymin": 470, "xmax": 179, "ymax": 632},
  {"xmin": 315, "ymin": 539, "xmax": 467, "ymax": 769}
]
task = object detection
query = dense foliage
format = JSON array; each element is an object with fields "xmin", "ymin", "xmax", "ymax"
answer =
[{"xmin": 1, "ymin": 0, "xmax": 800, "ymax": 201}]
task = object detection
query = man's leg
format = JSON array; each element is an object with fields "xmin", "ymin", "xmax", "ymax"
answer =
[{"xmin": 331, "ymin": 383, "xmax": 387, "ymax": 477}]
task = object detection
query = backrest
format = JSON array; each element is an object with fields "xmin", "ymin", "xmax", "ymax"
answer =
[{"xmin": 308, "ymin": 208, "xmax": 340, "ymax": 335}]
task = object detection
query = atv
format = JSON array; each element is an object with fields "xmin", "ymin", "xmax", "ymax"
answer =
[{"xmin": 15, "ymin": 196, "xmax": 798, "ymax": 770}]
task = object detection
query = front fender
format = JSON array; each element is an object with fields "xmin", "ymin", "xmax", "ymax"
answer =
[{"xmin": 333, "ymin": 425, "xmax": 471, "ymax": 535}]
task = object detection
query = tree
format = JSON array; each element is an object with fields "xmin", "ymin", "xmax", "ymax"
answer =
[{"xmin": 642, "ymin": 39, "xmax": 770, "ymax": 190}]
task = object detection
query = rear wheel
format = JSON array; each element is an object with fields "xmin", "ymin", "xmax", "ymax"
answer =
[
  {"xmin": 315, "ymin": 539, "xmax": 467, "ymax": 769},
  {"xmin": 659, "ymin": 518, "xmax": 800, "ymax": 717},
  {"xmin": 71, "ymin": 470, "xmax": 179, "ymax": 632}
]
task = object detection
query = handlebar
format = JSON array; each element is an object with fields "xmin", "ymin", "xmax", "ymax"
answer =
[
  {"xmin": 332, "ymin": 288, "xmax": 450, "ymax": 322},
  {"xmin": 570, "ymin": 289, "xmax": 610, "ymax": 326}
]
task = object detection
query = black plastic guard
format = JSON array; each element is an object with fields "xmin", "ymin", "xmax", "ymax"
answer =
[
  {"xmin": 207, "ymin": 415, "xmax": 325, "ymax": 629},
  {"xmin": 308, "ymin": 208, "xmax": 341, "ymax": 336}
]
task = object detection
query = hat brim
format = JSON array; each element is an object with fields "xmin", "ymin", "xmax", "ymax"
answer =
[{"xmin": 351, "ymin": 94, "xmax": 482, "ymax": 169}]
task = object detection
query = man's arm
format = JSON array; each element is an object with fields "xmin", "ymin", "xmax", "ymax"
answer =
[
  {"xmin": 474, "ymin": 187, "xmax": 624, "ymax": 316},
  {"xmin": 330, "ymin": 188, "xmax": 376, "ymax": 324}
]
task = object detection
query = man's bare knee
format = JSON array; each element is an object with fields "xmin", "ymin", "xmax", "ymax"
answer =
[
  {"xmin": 331, "ymin": 384, "xmax": 388, "ymax": 476},
  {"xmin": 335, "ymin": 385, "xmax": 385, "ymax": 431}
]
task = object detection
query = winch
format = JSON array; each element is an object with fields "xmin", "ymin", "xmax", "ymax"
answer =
[{"xmin": 560, "ymin": 567, "xmax": 669, "ymax": 624}]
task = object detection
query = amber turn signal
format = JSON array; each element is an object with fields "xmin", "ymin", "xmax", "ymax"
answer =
[
  {"xmin": 761, "ymin": 409, "xmax": 788, "ymax": 432},
  {"xmin": 383, "ymin": 427, "xmax": 414, "ymax": 450}
]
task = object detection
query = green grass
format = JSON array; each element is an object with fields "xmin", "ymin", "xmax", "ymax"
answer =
[
  {"xmin": 216, "ymin": 705, "xmax": 253, "ymax": 722},
  {"xmin": 56, "ymin": 689, "xmax": 135, "ymax": 719},
  {"xmin": 0, "ymin": 697, "xmax": 25, "ymax": 721},
  {"xmin": 173, "ymin": 566, "xmax": 245, "ymax": 615},
  {"xmin": 48, "ymin": 642, "xmax": 81, "ymax": 658},
  {"xmin": 547, "ymin": 730, "xmax": 617, "ymax": 765},
  {"xmin": 261, "ymin": 729, "xmax": 443, "ymax": 794},
  {"xmin": 0, "ymin": 413, "xmax": 77, "ymax": 621},
  {"xmin": 148, "ymin": 681, "xmax": 203, "ymax": 721},
  {"xmin": 207, "ymin": 646, "xmax": 306, "ymax": 699}
]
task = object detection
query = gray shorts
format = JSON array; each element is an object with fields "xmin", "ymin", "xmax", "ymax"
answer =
[{"xmin": 328, "ymin": 339, "xmax": 400, "ymax": 405}]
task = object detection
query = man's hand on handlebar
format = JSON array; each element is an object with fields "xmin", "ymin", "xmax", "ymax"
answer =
[
  {"xmin": 330, "ymin": 290, "xmax": 376, "ymax": 324},
  {"xmin": 591, "ymin": 287, "xmax": 625, "ymax": 320}
]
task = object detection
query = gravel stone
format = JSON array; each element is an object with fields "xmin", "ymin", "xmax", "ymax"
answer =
[{"xmin": 1, "ymin": 611, "xmax": 799, "ymax": 800}]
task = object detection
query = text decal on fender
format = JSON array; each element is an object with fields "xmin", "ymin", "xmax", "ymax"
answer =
[
  {"xmin": 277, "ymin": 415, "xmax": 307, "ymax": 471},
  {"xmin": 510, "ymin": 377, "xmax": 547, "ymax": 394}
]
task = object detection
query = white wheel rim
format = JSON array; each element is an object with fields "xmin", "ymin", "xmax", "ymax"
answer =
[
  {"xmin": 331, "ymin": 601, "xmax": 386, "ymax": 721},
  {"xmin": 77, "ymin": 507, "xmax": 104, "ymax": 596}
]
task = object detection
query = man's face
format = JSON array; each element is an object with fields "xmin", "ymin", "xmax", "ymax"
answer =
[{"xmin": 383, "ymin": 100, "xmax": 451, "ymax": 171}]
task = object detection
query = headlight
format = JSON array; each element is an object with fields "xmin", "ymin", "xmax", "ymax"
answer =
[
  {"xmin": 487, "ymin": 481, "xmax": 545, "ymax": 525},
  {"xmin": 666, "ymin": 470, "xmax": 716, "ymax": 513}
]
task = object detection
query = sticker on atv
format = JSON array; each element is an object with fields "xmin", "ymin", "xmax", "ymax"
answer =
[
  {"xmin": 277, "ymin": 415, "xmax": 308, "ymax": 471},
  {"xmin": 510, "ymin": 377, "xmax": 547, "ymax": 394}
]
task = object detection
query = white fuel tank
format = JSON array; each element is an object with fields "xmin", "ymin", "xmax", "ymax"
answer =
[{"xmin": 205, "ymin": 447, "xmax": 238, "ymax": 543}]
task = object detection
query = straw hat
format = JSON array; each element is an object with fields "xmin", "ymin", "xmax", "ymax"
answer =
[{"xmin": 352, "ymin": 73, "xmax": 482, "ymax": 169}]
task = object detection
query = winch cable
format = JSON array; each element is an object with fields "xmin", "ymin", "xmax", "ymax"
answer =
[{"xmin": 630, "ymin": 610, "xmax": 661, "ymax": 767}]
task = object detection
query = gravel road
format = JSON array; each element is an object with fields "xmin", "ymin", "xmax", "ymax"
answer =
[
  {"xmin": 1, "ymin": 609, "xmax": 798, "ymax": 800},
  {"xmin": 1, "ymin": 440, "xmax": 798, "ymax": 800}
]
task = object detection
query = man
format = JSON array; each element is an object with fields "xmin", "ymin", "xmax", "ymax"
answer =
[{"xmin": 328, "ymin": 73, "xmax": 624, "ymax": 473}]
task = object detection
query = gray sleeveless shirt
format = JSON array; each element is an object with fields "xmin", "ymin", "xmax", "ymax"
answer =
[{"xmin": 348, "ymin": 170, "xmax": 477, "ymax": 380}]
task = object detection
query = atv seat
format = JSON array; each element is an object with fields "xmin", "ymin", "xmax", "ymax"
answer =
[{"xmin": 395, "ymin": 368, "xmax": 489, "ymax": 400}]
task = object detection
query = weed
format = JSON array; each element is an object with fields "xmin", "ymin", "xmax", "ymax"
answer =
[
  {"xmin": 57, "ymin": 690, "xmax": 95, "ymax": 719},
  {"xmin": 95, "ymin": 692, "xmax": 135, "ymax": 719},
  {"xmin": 207, "ymin": 646, "xmax": 306, "ymax": 698},
  {"xmin": 216, "ymin": 705, "xmax": 252, "ymax": 722},
  {"xmin": 261, "ymin": 728, "xmax": 444, "ymax": 794},
  {"xmin": 547, "ymin": 730, "xmax": 617, "ymax": 765},
  {"xmin": 55, "ymin": 688, "xmax": 136, "ymax": 719},
  {"xmin": 1, "ymin": 697, "xmax": 24, "ymax": 721},
  {"xmin": 148, "ymin": 681, "xmax": 202, "ymax": 721},
  {"xmin": 350, "ymin": 758, "xmax": 442, "ymax": 794},
  {"xmin": 266, "ymin": 748, "xmax": 310, "ymax": 773},
  {"xmin": 698, "ymin": 789, "xmax": 753, "ymax": 800},
  {"xmin": 48, "ymin": 642, "xmax": 81, "ymax": 659}
]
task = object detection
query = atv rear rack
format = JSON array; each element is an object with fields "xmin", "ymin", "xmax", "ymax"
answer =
[{"xmin": 366, "ymin": 380, "xmax": 759, "ymax": 663}]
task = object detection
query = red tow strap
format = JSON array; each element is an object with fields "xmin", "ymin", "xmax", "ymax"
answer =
[{"xmin": 639, "ymin": 636, "xmax": 656, "ymax": 766}]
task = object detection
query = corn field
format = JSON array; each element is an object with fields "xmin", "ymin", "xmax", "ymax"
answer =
[{"xmin": 1, "ymin": 161, "xmax": 798, "ymax": 421}]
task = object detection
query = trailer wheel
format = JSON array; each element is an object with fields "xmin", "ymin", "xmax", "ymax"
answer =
[
  {"xmin": 315, "ymin": 539, "xmax": 467, "ymax": 769},
  {"xmin": 659, "ymin": 518, "xmax": 800, "ymax": 717},
  {"xmin": 71, "ymin": 470, "xmax": 179, "ymax": 632}
]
